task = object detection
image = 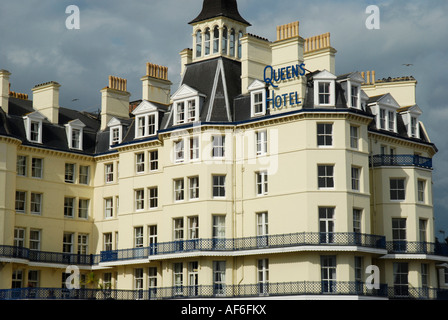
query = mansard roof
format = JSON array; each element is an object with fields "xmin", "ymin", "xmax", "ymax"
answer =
[{"xmin": 189, "ymin": 0, "xmax": 251, "ymax": 26}]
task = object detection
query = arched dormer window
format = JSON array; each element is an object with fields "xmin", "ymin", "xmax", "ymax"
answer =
[
  {"xmin": 222, "ymin": 26, "xmax": 228, "ymax": 54},
  {"xmin": 229, "ymin": 29, "xmax": 235, "ymax": 56},
  {"xmin": 238, "ymin": 31, "xmax": 243, "ymax": 59},
  {"xmin": 204, "ymin": 28, "xmax": 211, "ymax": 55},
  {"xmin": 196, "ymin": 30, "xmax": 202, "ymax": 58},
  {"xmin": 213, "ymin": 26, "xmax": 219, "ymax": 54}
]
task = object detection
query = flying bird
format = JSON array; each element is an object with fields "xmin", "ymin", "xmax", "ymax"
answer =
[
  {"xmin": 402, "ymin": 64, "xmax": 413, "ymax": 67},
  {"xmin": 72, "ymin": 99, "xmax": 79, "ymax": 102}
]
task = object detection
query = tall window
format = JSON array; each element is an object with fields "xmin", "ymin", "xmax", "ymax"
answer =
[
  {"xmin": 318, "ymin": 165, "xmax": 334, "ymax": 189},
  {"xmin": 31, "ymin": 158, "xmax": 43, "ymax": 178},
  {"xmin": 134, "ymin": 227, "xmax": 144, "ymax": 248},
  {"xmin": 204, "ymin": 28, "xmax": 210, "ymax": 55},
  {"xmin": 379, "ymin": 109, "xmax": 386, "ymax": 129},
  {"xmin": 418, "ymin": 180, "xmax": 425, "ymax": 203},
  {"xmin": 136, "ymin": 153, "xmax": 145, "ymax": 173},
  {"xmin": 134, "ymin": 268, "xmax": 144, "ymax": 294},
  {"xmin": 148, "ymin": 267, "xmax": 157, "ymax": 293},
  {"xmin": 317, "ymin": 123, "xmax": 333, "ymax": 146},
  {"xmin": 79, "ymin": 166, "xmax": 90, "ymax": 185},
  {"xmin": 148, "ymin": 187, "xmax": 158, "ymax": 209},
  {"xmin": 196, "ymin": 30, "xmax": 202, "ymax": 57},
  {"xmin": 30, "ymin": 120, "xmax": 41, "ymax": 143},
  {"xmin": 188, "ymin": 262, "xmax": 199, "ymax": 296},
  {"xmin": 351, "ymin": 85, "xmax": 359, "ymax": 108},
  {"xmin": 64, "ymin": 197, "xmax": 75, "ymax": 218},
  {"xmin": 222, "ymin": 26, "xmax": 228, "ymax": 54},
  {"xmin": 15, "ymin": 191, "xmax": 26, "ymax": 213},
  {"xmin": 353, "ymin": 209, "xmax": 362, "ymax": 233},
  {"xmin": 390, "ymin": 178, "xmax": 405, "ymax": 200},
  {"xmin": 190, "ymin": 137, "xmax": 199, "ymax": 160},
  {"xmin": 111, "ymin": 127, "xmax": 121, "ymax": 145},
  {"xmin": 392, "ymin": 218, "xmax": 406, "ymax": 252},
  {"xmin": 257, "ymin": 212, "xmax": 269, "ymax": 237},
  {"xmin": 258, "ymin": 259, "xmax": 269, "ymax": 295},
  {"xmin": 136, "ymin": 114, "xmax": 156, "ymax": 137},
  {"xmin": 318, "ymin": 82, "xmax": 331, "ymax": 104},
  {"xmin": 351, "ymin": 167, "xmax": 360, "ymax": 191},
  {"xmin": 173, "ymin": 218, "xmax": 184, "ymax": 241},
  {"xmin": 173, "ymin": 263, "xmax": 183, "ymax": 296},
  {"xmin": 71, "ymin": 128, "xmax": 81, "ymax": 149},
  {"xmin": 212, "ymin": 216, "xmax": 226, "ymax": 240},
  {"xmin": 212, "ymin": 135, "xmax": 225, "ymax": 158},
  {"xmin": 176, "ymin": 102, "xmax": 185, "ymax": 125},
  {"xmin": 17, "ymin": 155, "xmax": 27, "ymax": 176},
  {"xmin": 253, "ymin": 92, "xmax": 264, "ymax": 115},
  {"xmin": 174, "ymin": 179, "xmax": 184, "ymax": 201},
  {"xmin": 319, "ymin": 207, "xmax": 335, "ymax": 244},
  {"xmin": 419, "ymin": 219, "xmax": 427, "ymax": 242},
  {"xmin": 63, "ymin": 233, "xmax": 74, "ymax": 253},
  {"xmin": 321, "ymin": 256, "xmax": 336, "ymax": 293},
  {"xmin": 388, "ymin": 111, "xmax": 395, "ymax": 131},
  {"xmin": 12, "ymin": 270, "xmax": 23, "ymax": 289},
  {"xmin": 256, "ymin": 171, "xmax": 268, "ymax": 195},
  {"xmin": 29, "ymin": 229, "xmax": 41, "ymax": 251},
  {"xmin": 14, "ymin": 228, "xmax": 25, "ymax": 247},
  {"xmin": 187, "ymin": 100, "xmax": 197, "ymax": 122},
  {"xmin": 411, "ymin": 117, "xmax": 418, "ymax": 138},
  {"xmin": 393, "ymin": 262, "xmax": 409, "ymax": 297},
  {"xmin": 105, "ymin": 163, "xmax": 114, "ymax": 183},
  {"xmin": 256, "ymin": 130, "xmax": 267, "ymax": 156},
  {"xmin": 213, "ymin": 261, "xmax": 226, "ymax": 295},
  {"xmin": 135, "ymin": 189, "xmax": 144, "ymax": 211},
  {"xmin": 148, "ymin": 226, "xmax": 157, "ymax": 247},
  {"xmin": 350, "ymin": 126, "xmax": 359, "ymax": 149},
  {"xmin": 229, "ymin": 29, "xmax": 235, "ymax": 56},
  {"xmin": 103, "ymin": 233, "xmax": 113, "ymax": 251},
  {"xmin": 354, "ymin": 256, "xmax": 363, "ymax": 292},
  {"xmin": 78, "ymin": 234, "xmax": 89, "ymax": 255},
  {"xmin": 212, "ymin": 175, "xmax": 226, "ymax": 198},
  {"xmin": 150, "ymin": 150, "xmax": 159, "ymax": 171},
  {"xmin": 213, "ymin": 26, "xmax": 219, "ymax": 54},
  {"xmin": 238, "ymin": 31, "xmax": 243, "ymax": 59},
  {"xmin": 30, "ymin": 193, "xmax": 42, "ymax": 215},
  {"xmin": 175, "ymin": 139, "xmax": 184, "ymax": 163},
  {"xmin": 188, "ymin": 216, "xmax": 199, "ymax": 240},
  {"xmin": 104, "ymin": 198, "xmax": 113, "ymax": 218},
  {"xmin": 65, "ymin": 163, "xmax": 75, "ymax": 183},
  {"xmin": 189, "ymin": 176, "xmax": 199, "ymax": 200}
]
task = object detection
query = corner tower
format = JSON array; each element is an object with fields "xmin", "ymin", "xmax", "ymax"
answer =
[{"xmin": 189, "ymin": 0, "xmax": 251, "ymax": 62}]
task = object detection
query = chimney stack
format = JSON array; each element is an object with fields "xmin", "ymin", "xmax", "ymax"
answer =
[
  {"xmin": 0, "ymin": 70, "xmax": 11, "ymax": 114},
  {"xmin": 141, "ymin": 62, "xmax": 172, "ymax": 105},
  {"xmin": 101, "ymin": 76, "xmax": 131, "ymax": 130},
  {"xmin": 180, "ymin": 49, "xmax": 193, "ymax": 77},
  {"xmin": 31, "ymin": 81, "xmax": 61, "ymax": 124}
]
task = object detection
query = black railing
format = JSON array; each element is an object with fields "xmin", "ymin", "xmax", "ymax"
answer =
[
  {"xmin": 0, "ymin": 281, "xmax": 389, "ymax": 300},
  {"xmin": 369, "ymin": 154, "xmax": 432, "ymax": 169},
  {"xmin": 100, "ymin": 232, "xmax": 387, "ymax": 263},
  {"xmin": 386, "ymin": 241, "xmax": 436, "ymax": 255},
  {"xmin": 388, "ymin": 286, "xmax": 439, "ymax": 300},
  {"xmin": 0, "ymin": 245, "xmax": 99, "ymax": 266}
]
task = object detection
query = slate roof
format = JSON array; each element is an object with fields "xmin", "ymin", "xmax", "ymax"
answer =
[{"xmin": 189, "ymin": 0, "xmax": 251, "ymax": 26}]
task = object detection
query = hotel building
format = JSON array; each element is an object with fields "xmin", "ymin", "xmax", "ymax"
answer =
[{"xmin": 0, "ymin": 0, "xmax": 447, "ymax": 300}]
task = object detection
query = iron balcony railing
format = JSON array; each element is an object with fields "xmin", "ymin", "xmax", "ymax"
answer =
[
  {"xmin": 0, "ymin": 281, "xmax": 389, "ymax": 300},
  {"xmin": 0, "ymin": 245, "xmax": 99, "ymax": 266},
  {"xmin": 99, "ymin": 232, "xmax": 387, "ymax": 263},
  {"xmin": 369, "ymin": 154, "xmax": 433, "ymax": 169},
  {"xmin": 387, "ymin": 241, "xmax": 448, "ymax": 256},
  {"xmin": 388, "ymin": 286, "xmax": 439, "ymax": 300}
]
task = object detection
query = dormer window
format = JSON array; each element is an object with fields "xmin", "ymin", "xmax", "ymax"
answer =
[
  {"xmin": 369, "ymin": 94, "xmax": 400, "ymax": 134},
  {"xmin": 248, "ymin": 80, "xmax": 267, "ymax": 117},
  {"xmin": 23, "ymin": 111, "xmax": 45, "ymax": 144},
  {"xmin": 132, "ymin": 100, "xmax": 161, "ymax": 139},
  {"xmin": 107, "ymin": 117, "xmax": 125, "ymax": 146},
  {"xmin": 313, "ymin": 70, "xmax": 336, "ymax": 107},
  {"xmin": 171, "ymin": 84, "xmax": 203, "ymax": 126},
  {"xmin": 411, "ymin": 117, "xmax": 418, "ymax": 138},
  {"xmin": 351, "ymin": 85, "xmax": 359, "ymax": 108},
  {"xmin": 65, "ymin": 119, "xmax": 85, "ymax": 150},
  {"xmin": 398, "ymin": 104, "xmax": 422, "ymax": 139}
]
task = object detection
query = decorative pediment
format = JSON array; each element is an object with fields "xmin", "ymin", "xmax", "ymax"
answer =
[
  {"xmin": 67, "ymin": 118, "xmax": 86, "ymax": 128},
  {"xmin": 376, "ymin": 93, "xmax": 400, "ymax": 109},
  {"xmin": 313, "ymin": 69, "xmax": 337, "ymax": 80},
  {"xmin": 347, "ymin": 72, "xmax": 365, "ymax": 84},
  {"xmin": 24, "ymin": 110, "xmax": 46, "ymax": 121},
  {"xmin": 248, "ymin": 79, "xmax": 266, "ymax": 91},
  {"xmin": 171, "ymin": 84, "xmax": 205, "ymax": 101},
  {"xmin": 132, "ymin": 100, "xmax": 159, "ymax": 116},
  {"xmin": 398, "ymin": 104, "xmax": 422, "ymax": 116},
  {"xmin": 107, "ymin": 117, "xmax": 123, "ymax": 127}
]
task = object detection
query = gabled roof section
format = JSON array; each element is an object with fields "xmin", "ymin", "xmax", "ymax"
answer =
[
  {"xmin": 312, "ymin": 69, "xmax": 337, "ymax": 80},
  {"xmin": 171, "ymin": 84, "xmax": 204, "ymax": 101},
  {"xmin": 132, "ymin": 100, "xmax": 166, "ymax": 116},
  {"xmin": 336, "ymin": 71, "xmax": 365, "ymax": 84},
  {"xmin": 247, "ymin": 79, "xmax": 266, "ymax": 91},
  {"xmin": 66, "ymin": 118, "xmax": 86, "ymax": 128},
  {"xmin": 189, "ymin": 0, "xmax": 251, "ymax": 26},
  {"xmin": 23, "ymin": 110, "xmax": 46, "ymax": 120},
  {"xmin": 367, "ymin": 93, "xmax": 400, "ymax": 109},
  {"xmin": 397, "ymin": 104, "xmax": 422, "ymax": 115}
]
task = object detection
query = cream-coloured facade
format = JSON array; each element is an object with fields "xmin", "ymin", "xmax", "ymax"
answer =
[{"xmin": 1, "ymin": 0, "xmax": 447, "ymax": 300}]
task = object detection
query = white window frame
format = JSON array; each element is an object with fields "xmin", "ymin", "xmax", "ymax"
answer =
[
  {"xmin": 317, "ymin": 123, "xmax": 333, "ymax": 147},
  {"xmin": 256, "ymin": 171, "xmax": 268, "ymax": 196},
  {"xmin": 174, "ymin": 98, "xmax": 199, "ymax": 125},
  {"xmin": 174, "ymin": 178, "xmax": 185, "ymax": 202},
  {"xmin": 110, "ymin": 126, "xmax": 122, "ymax": 146},
  {"xmin": 417, "ymin": 179, "xmax": 426, "ymax": 203},
  {"xmin": 189, "ymin": 137, "xmax": 200, "ymax": 161},
  {"xmin": 318, "ymin": 165, "xmax": 334, "ymax": 189},
  {"xmin": 17, "ymin": 155, "xmax": 27, "ymax": 176},
  {"xmin": 135, "ymin": 189, "xmax": 145, "ymax": 211},
  {"xmin": 79, "ymin": 165, "xmax": 90, "ymax": 185},
  {"xmin": 149, "ymin": 150, "xmax": 159, "ymax": 171},
  {"xmin": 78, "ymin": 199, "xmax": 89, "ymax": 219},
  {"xmin": 30, "ymin": 193, "xmax": 42, "ymax": 215},
  {"xmin": 65, "ymin": 121, "xmax": 85, "ymax": 150},
  {"xmin": 135, "ymin": 113, "xmax": 158, "ymax": 138},
  {"xmin": 314, "ymin": 79, "xmax": 335, "ymax": 107},
  {"xmin": 136, "ymin": 152, "xmax": 145, "ymax": 174},
  {"xmin": 351, "ymin": 166, "xmax": 360, "ymax": 191},
  {"xmin": 15, "ymin": 191, "xmax": 26, "ymax": 213},
  {"xmin": 148, "ymin": 187, "xmax": 158, "ymax": 209},
  {"xmin": 174, "ymin": 139, "xmax": 185, "ymax": 163},
  {"xmin": 350, "ymin": 125, "xmax": 359, "ymax": 150},
  {"xmin": 64, "ymin": 197, "xmax": 75, "ymax": 218},
  {"xmin": 65, "ymin": 163, "xmax": 76, "ymax": 183},
  {"xmin": 256, "ymin": 130, "xmax": 267, "ymax": 156},
  {"xmin": 105, "ymin": 163, "xmax": 114, "ymax": 183},
  {"xmin": 189, "ymin": 176, "xmax": 199, "ymax": 200},
  {"xmin": 390, "ymin": 178, "xmax": 406, "ymax": 201},
  {"xmin": 23, "ymin": 113, "xmax": 44, "ymax": 144},
  {"xmin": 104, "ymin": 197, "xmax": 113, "ymax": 219},
  {"xmin": 212, "ymin": 175, "xmax": 226, "ymax": 198},
  {"xmin": 212, "ymin": 135, "xmax": 225, "ymax": 158},
  {"xmin": 31, "ymin": 158, "xmax": 43, "ymax": 179}
]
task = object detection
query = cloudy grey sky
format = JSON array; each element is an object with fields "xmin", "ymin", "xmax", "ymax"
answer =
[{"xmin": 1, "ymin": 0, "xmax": 447, "ymax": 237}]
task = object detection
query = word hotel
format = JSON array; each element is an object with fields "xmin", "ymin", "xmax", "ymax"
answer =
[{"xmin": 0, "ymin": 0, "xmax": 447, "ymax": 300}]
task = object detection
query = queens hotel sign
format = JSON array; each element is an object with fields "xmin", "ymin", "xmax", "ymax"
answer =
[{"xmin": 263, "ymin": 63, "xmax": 306, "ymax": 109}]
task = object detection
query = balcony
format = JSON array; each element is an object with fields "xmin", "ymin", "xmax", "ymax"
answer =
[
  {"xmin": 100, "ymin": 232, "xmax": 386, "ymax": 263},
  {"xmin": 369, "ymin": 154, "xmax": 432, "ymax": 170},
  {"xmin": 387, "ymin": 241, "xmax": 448, "ymax": 257},
  {"xmin": 0, "ymin": 245, "xmax": 99, "ymax": 266},
  {"xmin": 0, "ymin": 281, "xmax": 389, "ymax": 300}
]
